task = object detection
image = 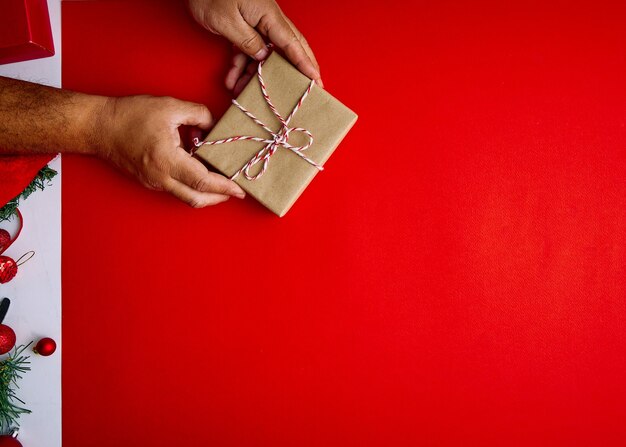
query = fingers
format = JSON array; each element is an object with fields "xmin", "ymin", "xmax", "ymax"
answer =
[
  {"xmin": 281, "ymin": 15, "xmax": 323, "ymax": 87},
  {"xmin": 174, "ymin": 100, "xmax": 213, "ymax": 131},
  {"xmin": 173, "ymin": 150, "xmax": 246, "ymax": 199},
  {"xmin": 233, "ymin": 62, "xmax": 258, "ymax": 96},
  {"xmin": 222, "ymin": 15, "xmax": 270, "ymax": 61},
  {"xmin": 165, "ymin": 179, "xmax": 231, "ymax": 208},
  {"xmin": 257, "ymin": 11, "xmax": 321, "ymax": 83},
  {"xmin": 166, "ymin": 150, "xmax": 248, "ymax": 208},
  {"xmin": 225, "ymin": 51, "xmax": 258, "ymax": 95},
  {"xmin": 225, "ymin": 51, "xmax": 248, "ymax": 90},
  {"xmin": 153, "ymin": 99, "xmax": 245, "ymax": 208}
]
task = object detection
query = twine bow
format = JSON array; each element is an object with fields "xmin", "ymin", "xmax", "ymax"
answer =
[{"xmin": 193, "ymin": 58, "xmax": 322, "ymax": 181}]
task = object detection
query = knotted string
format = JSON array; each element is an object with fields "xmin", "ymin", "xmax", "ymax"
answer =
[{"xmin": 192, "ymin": 58, "xmax": 322, "ymax": 181}]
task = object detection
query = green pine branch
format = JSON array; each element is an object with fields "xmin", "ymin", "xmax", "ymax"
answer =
[
  {"xmin": 0, "ymin": 343, "xmax": 32, "ymax": 435},
  {"xmin": 0, "ymin": 166, "xmax": 57, "ymax": 222}
]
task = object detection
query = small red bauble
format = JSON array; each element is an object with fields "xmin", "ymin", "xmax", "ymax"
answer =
[
  {"xmin": 0, "ymin": 325, "xmax": 16, "ymax": 355},
  {"xmin": 34, "ymin": 337, "xmax": 56, "ymax": 356},
  {"xmin": 0, "ymin": 229, "xmax": 10, "ymax": 252},
  {"xmin": 0, "ymin": 256, "xmax": 17, "ymax": 284},
  {"xmin": 0, "ymin": 433, "xmax": 22, "ymax": 447}
]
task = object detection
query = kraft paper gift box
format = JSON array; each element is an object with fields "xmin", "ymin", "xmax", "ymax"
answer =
[
  {"xmin": 194, "ymin": 52, "xmax": 358, "ymax": 217},
  {"xmin": 0, "ymin": 0, "xmax": 55, "ymax": 65}
]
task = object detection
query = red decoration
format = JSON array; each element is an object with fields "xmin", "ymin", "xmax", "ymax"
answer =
[
  {"xmin": 0, "ymin": 433, "xmax": 22, "ymax": 447},
  {"xmin": 34, "ymin": 337, "xmax": 56, "ymax": 356},
  {"xmin": 0, "ymin": 210, "xmax": 23, "ymax": 256},
  {"xmin": 0, "ymin": 0, "xmax": 55, "ymax": 65},
  {"xmin": 0, "ymin": 251, "xmax": 34, "ymax": 284},
  {"xmin": 0, "ymin": 256, "xmax": 17, "ymax": 284},
  {"xmin": 0, "ymin": 325, "xmax": 16, "ymax": 355},
  {"xmin": 0, "ymin": 230, "xmax": 10, "ymax": 252},
  {"xmin": 0, "ymin": 156, "xmax": 54, "ymax": 211}
]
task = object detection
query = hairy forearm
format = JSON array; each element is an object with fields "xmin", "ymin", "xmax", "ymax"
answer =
[{"xmin": 0, "ymin": 76, "xmax": 108, "ymax": 155}]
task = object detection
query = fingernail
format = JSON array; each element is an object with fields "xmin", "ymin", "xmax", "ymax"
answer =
[
  {"xmin": 234, "ymin": 190, "xmax": 246, "ymax": 199},
  {"xmin": 253, "ymin": 47, "xmax": 269, "ymax": 61},
  {"xmin": 317, "ymin": 77, "xmax": 325, "ymax": 89}
]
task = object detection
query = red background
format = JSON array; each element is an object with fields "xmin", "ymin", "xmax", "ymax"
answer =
[{"xmin": 62, "ymin": 1, "xmax": 626, "ymax": 445}]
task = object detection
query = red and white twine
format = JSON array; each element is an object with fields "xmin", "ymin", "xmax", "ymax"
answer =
[{"xmin": 193, "ymin": 59, "xmax": 322, "ymax": 181}]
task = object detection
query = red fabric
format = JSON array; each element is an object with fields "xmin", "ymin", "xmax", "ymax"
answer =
[
  {"xmin": 0, "ymin": 155, "xmax": 54, "ymax": 208},
  {"xmin": 62, "ymin": 1, "xmax": 626, "ymax": 446}
]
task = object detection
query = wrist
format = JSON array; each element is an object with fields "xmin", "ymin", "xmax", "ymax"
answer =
[{"xmin": 82, "ymin": 94, "xmax": 116, "ymax": 159}]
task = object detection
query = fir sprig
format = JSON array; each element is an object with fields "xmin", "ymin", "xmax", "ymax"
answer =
[
  {"xmin": 0, "ymin": 343, "xmax": 32, "ymax": 435},
  {"xmin": 0, "ymin": 165, "xmax": 57, "ymax": 222}
]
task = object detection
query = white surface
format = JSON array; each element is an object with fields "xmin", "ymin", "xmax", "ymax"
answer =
[{"xmin": 0, "ymin": 0, "xmax": 62, "ymax": 446}]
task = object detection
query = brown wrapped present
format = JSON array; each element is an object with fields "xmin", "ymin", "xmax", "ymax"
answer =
[{"xmin": 194, "ymin": 52, "xmax": 358, "ymax": 217}]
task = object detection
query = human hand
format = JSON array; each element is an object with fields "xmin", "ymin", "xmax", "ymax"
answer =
[
  {"xmin": 187, "ymin": 0, "xmax": 322, "ymax": 94},
  {"xmin": 96, "ymin": 95, "xmax": 245, "ymax": 207}
]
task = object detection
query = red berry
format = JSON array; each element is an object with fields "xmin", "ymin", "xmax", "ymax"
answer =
[
  {"xmin": 34, "ymin": 337, "xmax": 56, "ymax": 356},
  {"xmin": 0, "ymin": 325, "xmax": 16, "ymax": 355}
]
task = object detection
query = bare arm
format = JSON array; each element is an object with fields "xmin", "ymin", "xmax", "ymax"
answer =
[
  {"xmin": 0, "ymin": 77, "xmax": 245, "ymax": 207},
  {"xmin": 0, "ymin": 76, "xmax": 104, "ymax": 156}
]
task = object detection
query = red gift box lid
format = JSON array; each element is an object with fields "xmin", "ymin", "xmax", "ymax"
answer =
[{"xmin": 0, "ymin": 0, "xmax": 55, "ymax": 65}]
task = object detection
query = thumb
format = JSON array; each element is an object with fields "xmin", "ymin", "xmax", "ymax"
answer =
[
  {"xmin": 175, "ymin": 101, "xmax": 213, "ymax": 131},
  {"xmin": 222, "ymin": 16, "xmax": 269, "ymax": 61}
]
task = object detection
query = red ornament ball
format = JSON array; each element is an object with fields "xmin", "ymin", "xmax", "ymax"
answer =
[
  {"xmin": 0, "ymin": 434, "xmax": 22, "ymax": 447},
  {"xmin": 0, "ymin": 256, "xmax": 17, "ymax": 284},
  {"xmin": 0, "ymin": 325, "xmax": 16, "ymax": 355},
  {"xmin": 34, "ymin": 337, "xmax": 56, "ymax": 356},
  {"xmin": 0, "ymin": 229, "xmax": 10, "ymax": 252}
]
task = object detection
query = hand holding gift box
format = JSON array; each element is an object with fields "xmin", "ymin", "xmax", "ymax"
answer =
[
  {"xmin": 194, "ymin": 51, "xmax": 358, "ymax": 217},
  {"xmin": 1, "ymin": 1, "xmax": 353, "ymax": 215}
]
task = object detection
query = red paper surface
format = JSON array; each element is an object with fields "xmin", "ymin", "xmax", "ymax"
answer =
[{"xmin": 62, "ymin": 1, "xmax": 626, "ymax": 446}]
